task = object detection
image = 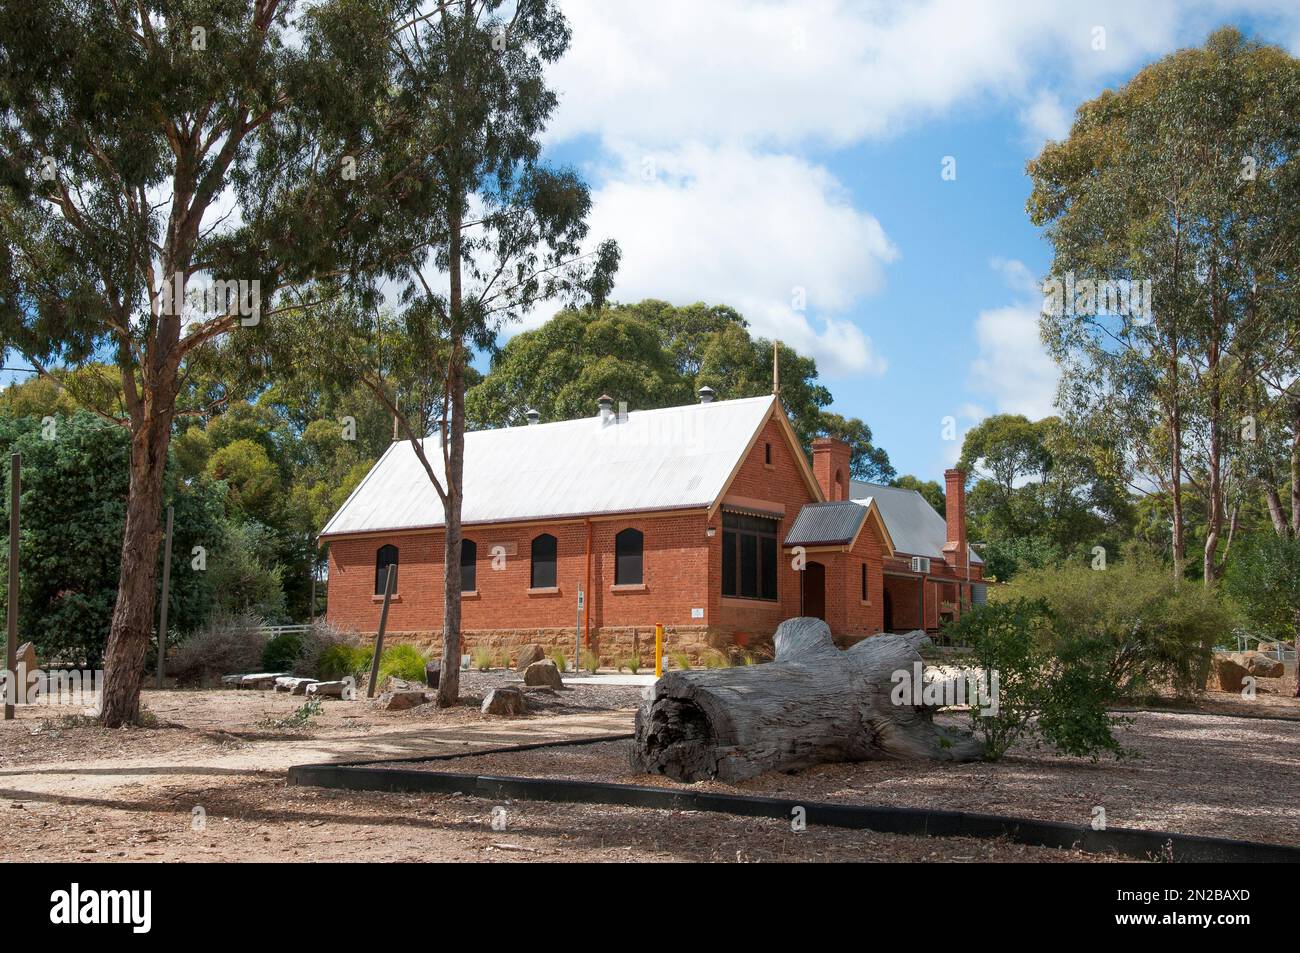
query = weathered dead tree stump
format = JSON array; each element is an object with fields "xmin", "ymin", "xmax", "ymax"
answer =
[{"xmin": 631, "ymin": 617, "xmax": 983, "ymax": 782}]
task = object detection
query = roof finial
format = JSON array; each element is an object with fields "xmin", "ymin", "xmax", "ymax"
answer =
[{"xmin": 772, "ymin": 340, "xmax": 781, "ymax": 396}]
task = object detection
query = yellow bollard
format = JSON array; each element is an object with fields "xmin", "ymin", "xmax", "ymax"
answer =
[{"xmin": 654, "ymin": 623, "xmax": 664, "ymax": 678}]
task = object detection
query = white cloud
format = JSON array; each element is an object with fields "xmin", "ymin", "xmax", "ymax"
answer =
[
  {"xmin": 550, "ymin": 0, "xmax": 1298, "ymax": 150},
  {"xmin": 969, "ymin": 259, "xmax": 1059, "ymax": 419},
  {"xmin": 1020, "ymin": 90, "xmax": 1073, "ymax": 147},
  {"xmin": 556, "ymin": 144, "xmax": 895, "ymax": 377}
]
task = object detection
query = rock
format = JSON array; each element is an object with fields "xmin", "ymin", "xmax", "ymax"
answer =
[
  {"xmin": 523, "ymin": 659, "xmax": 564, "ymax": 689},
  {"xmin": 15, "ymin": 642, "xmax": 37, "ymax": 673},
  {"xmin": 1214, "ymin": 656, "xmax": 1250, "ymax": 692},
  {"xmin": 425, "ymin": 661, "xmax": 441, "ymax": 688},
  {"xmin": 373, "ymin": 689, "xmax": 429, "ymax": 711},
  {"xmin": 1237, "ymin": 651, "xmax": 1285, "ymax": 679},
  {"xmin": 239, "ymin": 672, "xmax": 289, "ymax": 690},
  {"xmin": 275, "ymin": 676, "xmax": 318, "ymax": 694},
  {"xmin": 306, "ymin": 680, "xmax": 355, "ymax": 700},
  {"xmin": 380, "ymin": 676, "xmax": 422, "ymax": 693},
  {"xmin": 516, "ymin": 644, "xmax": 546, "ymax": 671},
  {"xmin": 481, "ymin": 686, "xmax": 528, "ymax": 716},
  {"xmin": 221, "ymin": 675, "xmax": 243, "ymax": 688}
]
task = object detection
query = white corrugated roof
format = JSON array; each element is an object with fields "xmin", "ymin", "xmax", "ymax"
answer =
[
  {"xmin": 850, "ymin": 480, "xmax": 983, "ymax": 565},
  {"xmin": 320, "ymin": 395, "xmax": 778, "ymax": 536}
]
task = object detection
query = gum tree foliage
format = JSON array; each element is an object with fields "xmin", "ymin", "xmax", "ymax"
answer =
[
  {"xmin": 1225, "ymin": 533, "xmax": 1300, "ymax": 696},
  {"xmin": 0, "ymin": 0, "xmax": 444, "ymax": 724},
  {"xmin": 957, "ymin": 414, "xmax": 1131, "ymax": 578},
  {"xmin": 1029, "ymin": 28, "xmax": 1300, "ymax": 585},
  {"xmin": 282, "ymin": 0, "xmax": 619, "ymax": 706},
  {"xmin": 0, "ymin": 412, "xmax": 223, "ymax": 665},
  {"xmin": 890, "ymin": 475, "xmax": 945, "ymax": 516},
  {"xmin": 467, "ymin": 299, "xmax": 895, "ymax": 480}
]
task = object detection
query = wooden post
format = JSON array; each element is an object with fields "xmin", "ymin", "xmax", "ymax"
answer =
[
  {"xmin": 155, "ymin": 505, "xmax": 174, "ymax": 689},
  {"xmin": 367, "ymin": 564, "xmax": 396, "ymax": 698},
  {"xmin": 5, "ymin": 453, "xmax": 19, "ymax": 721}
]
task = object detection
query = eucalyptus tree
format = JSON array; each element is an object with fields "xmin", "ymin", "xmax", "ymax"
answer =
[
  {"xmin": 1029, "ymin": 28, "xmax": 1300, "ymax": 584},
  {"xmin": 0, "ymin": 0, "xmax": 440, "ymax": 725},
  {"xmin": 286, "ymin": 0, "xmax": 618, "ymax": 705}
]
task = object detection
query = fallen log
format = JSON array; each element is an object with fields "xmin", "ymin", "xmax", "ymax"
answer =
[{"xmin": 631, "ymin": 617, "xmax": 983, "ymax": 782}]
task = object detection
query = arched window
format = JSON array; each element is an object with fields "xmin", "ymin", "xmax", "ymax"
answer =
[
  {"xmin": 461, "ymin": 539, "xmax": 477, "ymax": 593},
  {"xmin": 375, "ymin": 544, "xmax": 398, "ymax": 595},
  {"xmin": 615, "ymin": 528, "xmax": 644, "ymax": 585},
  {"xmin": 530, "ymin": 533, "xmax": 557, "ymax": 588}
]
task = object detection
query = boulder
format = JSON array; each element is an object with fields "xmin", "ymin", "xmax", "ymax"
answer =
[
  {"xmin": 1238, "ymin": 651, "xmax": 1285, "ymax": 679},
  {"xmin": 1214, "ymin": 656, "xmax": 1251, "ymax": 693},
  {"xmin": 373, "ymin": 689, "xmax": 429, "ymax": 711},
  {"xmin": 481, "ymin": 686, "xmax": 528, "ymax": 716},
  {"xmin": 523, "ymin": 659, "xmax": 564, "ymax": 689},
  {"xmin": 380, "ymin": 676, "xmax": 422, "ymax": 693},
  {"xmin": 221, "ymin": 674, "xmax": 243, "ymax": 688},
  {"xmin": 306, "ymin": 680, "xmax": 355, "ymax": 700},
  {"xmin": 516, "ymin": 644, "xmax": 546, "ymax": 671}
]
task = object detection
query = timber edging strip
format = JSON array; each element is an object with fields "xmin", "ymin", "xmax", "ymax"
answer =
[{"xmin": 286, "ymin": 735, "xmax": 1300, "ymax": 863}]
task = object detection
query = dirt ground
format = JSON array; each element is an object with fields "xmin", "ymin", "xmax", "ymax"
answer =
[{"xmin": 0, "ymin": 674, "xmax": 1292, "ymax": 862}]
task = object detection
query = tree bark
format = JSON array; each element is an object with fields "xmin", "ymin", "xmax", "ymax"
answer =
[
  {"xmin": 632, "ymin": 619, "xmax": 983, "ymax": 783},
  {"xmin": 436, "ymin": 199, "xmax": 465, "ymax": 707},
  {"xmin": 99, "ymin": 407, "xmax": 173, "ymax": 726}
]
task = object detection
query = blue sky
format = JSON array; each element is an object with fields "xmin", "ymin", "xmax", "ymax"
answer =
[
  {"xmin": 525, "ymin": 0, "xmax": 1300, "ymax": 483},
  {"xmin": 8, "ymin": 1, "xmax": 1300, "ymax": 486}
]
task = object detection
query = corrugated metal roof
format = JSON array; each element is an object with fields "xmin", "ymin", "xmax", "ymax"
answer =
[
  {"xmin": 783, "ymin": 501, "xmax": 867, "ymax": 546},
  {"xmin": 849, "ymin": 480, "xmax": 983, "ymax": 565},
  {"xmin": 320, "ymin": 395, "xmax": 777, "ymax": 536}
]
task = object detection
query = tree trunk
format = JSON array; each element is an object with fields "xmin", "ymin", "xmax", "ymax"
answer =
[
  {"xmin": 632, "ymin": 619, "xmax": 983, "ymax": 783},
  {"xmin": 436, "ymin": 201, "xmax": 465, "ymax": 707},
  {"xmin": 99, "ymin": 410, "xmax": 172, "ymax": 726}
]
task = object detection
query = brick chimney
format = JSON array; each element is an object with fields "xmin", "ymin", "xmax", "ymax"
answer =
[
  {"xmin": 942, "ymin": 468, "xmax": 968, "ymax": 572},
  {"xmin": 811, "ymin": 437, "xmax": 851, "ymax": 501}
]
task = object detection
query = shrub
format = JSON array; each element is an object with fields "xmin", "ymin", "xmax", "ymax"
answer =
[
  {"xmin": 947, "ymin": 599, "xmax": 1128, "ymax": 762},
  {"xmin": 1224, "ymin": 533, "xmax": 1300, "ymax": 649},
  {"xmin": 317, "ymin": 644, "xmax": 372, "ymax": 682},
  {"xmin": 624, "ymin": 655, "xmax": 641, "ymax": 674},
  {"xmin": 292, "ymin": 623, "xmax": 360, "ymax": 678},
  {"xmin": 550, "ymin": 650, "xmax": 567, "ymax": 673},
  {"xmin": 581, "ymin": 649, "xmax": 600, "ymax": 674},
  {"xmin": 671, "ymin": 651, "xmax": 692, "ymax": 671},
  {"xmin": 378, "ymin": 644, "xmax": 427, "ymax": 682},
  {"xmin": 472, "ymin": 646, "xmax": 495, "ymax": 671},
  {"xmin": 701, "ymin": 648, "xmax": 729, "ymax": 669},
  {"xmin": 262, "ymin": 631, "xmax": 305, "ymax": 672},
  {"xmin": 169, "ymin": 612, "xmax": 266, "ymax": 685},
  {"xmin": 995, "ymin": 559, "xmax": 1228, "ymax": 696}
]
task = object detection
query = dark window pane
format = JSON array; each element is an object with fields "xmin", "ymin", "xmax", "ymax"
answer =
[
  {"xmin": 531, "ymin": 534, "xmax": 557, "ymax": 588},
  {"xmin": 760, "ymin": 535, "xmax": 777, "ymax": 599},
  {"xmin": 461, "ymin": 539, "xmax": 477, "ymax": 593},
  {"xmin": 740, "ymin": 533, "xmax": 758, "ymax": 598},
  {"xmin": 615, "ymin": 528, "xmax": 643, "ymax": 585},
  {"xmin": 375, "ymin": 544, "xmax": 398, "ymax": 595},
  {"xmin": 722, "ymin": 530, "xmax": 737, "ymax": 597}
]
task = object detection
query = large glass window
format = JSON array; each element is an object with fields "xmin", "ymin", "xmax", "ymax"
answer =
[
  {"xmin": 615, "ymin": 528, "xmax": 643, "ymax": 585},
  {"xmin": 375, "ymin": 544, "xmax": 398, "ymax": 595},
  {"xmin": 461, "ymin": 539, "xmax": 477, "ymax": 592},
  {"xmin": 531, "ymin": 533, "xmax": 557, "ymax": 588},
  {"xmin": 721, "ymin": 512, "xmax": 778, "ymax": 601}
]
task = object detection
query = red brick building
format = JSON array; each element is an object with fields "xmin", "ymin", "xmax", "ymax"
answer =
[{"xmin": 320, "ymin": 391, "xmax": 984, "ymax": 662}]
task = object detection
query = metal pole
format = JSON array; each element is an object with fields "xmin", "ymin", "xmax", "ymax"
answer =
[
  {"xmin": 308, "ymin": 534, "xmax": 317, "ymax": 626},
  {"xmin": 367, "ymin": 564, "xmax": 396, "ymax": 697},
  {"xmin": 155, "ymin": 505, "xmax": 174, "ymax": 689},
  {"xmin": 5, "ymin": 453, "xmax": 19, "ymax": 720}
]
